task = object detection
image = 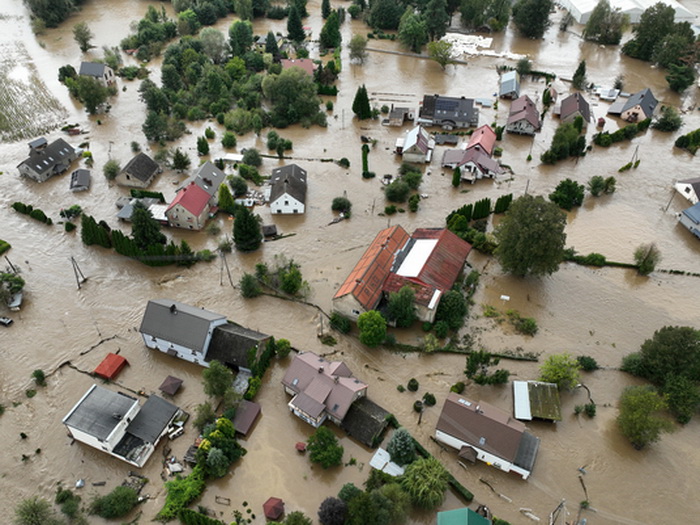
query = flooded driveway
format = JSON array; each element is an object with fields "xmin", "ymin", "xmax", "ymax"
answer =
[{"xmin": 1, "ymin": 0, "xmax": 700, "ymax": 523}]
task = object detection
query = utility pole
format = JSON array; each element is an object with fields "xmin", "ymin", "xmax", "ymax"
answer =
[{"xmin": 70, "ymin": 257, "xmax": 87, "ymax": 289}]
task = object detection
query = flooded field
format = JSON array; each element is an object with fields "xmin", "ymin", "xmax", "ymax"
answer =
[{"xmin": 1, "ymin": 0, "xmax": 700, "ymax": 523}]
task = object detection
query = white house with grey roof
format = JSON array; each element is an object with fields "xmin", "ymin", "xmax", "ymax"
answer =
[
  {"xmin": 62, "ymin": 384, "xmax": 180, "ymax": 467},
  {"xmin": 675, "ymin": 177, "xmax": 700, "ymax": 205},
  {"xmin": 17, "ymin": 137, "xmax": 80, "ymax": 182},
  {"xmin": 270, "ymin": 164, "xmax": 307, "ymax": 214},
  {"xmin": 115, "ymin": 152, "xmax": 161, "ymax": 188},
  {"xmin": 608, "ymin": 88, "xmax": 658, "ymax": 122},
  {"xmin": 79, "ymin": 61, "xmax": 115, "ymax": 86},
  {"xmin": 139, "ymin": 299, "xmax": 227, "ymax": 366}
]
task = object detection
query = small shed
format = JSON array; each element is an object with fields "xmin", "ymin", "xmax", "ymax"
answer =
[
  {"xmin": 69, "ymin": 169, "xmax": 91, "ymax": 192},
  {"xmin": 513, "ymin": 380, "xmax": 562, "ymax": 421},
  {"xmin": 262, "ymin": 224, "xmax": 278, "ymax": 237},
  {"xmin": 232, "ymin": 399, "xmax": 261, "ymax": 437},
  {"xmin": 263, "ymin": 497, "xmax": 285, "ymax": 520},
  {"xmin": 159, "ymin": 375, "xmax": 183, "ymax": 396},
  {"xmin": 93, "ymin": 353, "xmax": 128, "ymax": 380},
  {"xmin": 369, "ymin": 447, "xmax": 405, "ymax": 476}
]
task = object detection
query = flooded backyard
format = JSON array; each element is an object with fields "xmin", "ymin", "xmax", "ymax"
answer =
[{"xmin": 1, "ymin": 0, "xmax": 700, "ymax": 523}]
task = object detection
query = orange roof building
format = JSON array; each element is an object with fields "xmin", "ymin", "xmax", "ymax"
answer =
[
  {"xmin": 466, "ymin": 125, "xmax": 497, "ymax": 156},
  {"xmin": 333, "ymin": 226, "xmax": 471, "ymax": 323},
  {"xmin": 94, "ymin": 353, "xmax": 128, "ymax": 380}
]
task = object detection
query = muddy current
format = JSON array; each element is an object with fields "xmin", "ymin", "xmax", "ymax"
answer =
[{"xmin": 1, "ymin": 0, "xmax": 700, "ymax": 523}]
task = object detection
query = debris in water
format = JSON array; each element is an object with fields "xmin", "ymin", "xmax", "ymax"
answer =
[{"xmin": 75, "ymin": 479, "xmax": 85, "ymax": 489}]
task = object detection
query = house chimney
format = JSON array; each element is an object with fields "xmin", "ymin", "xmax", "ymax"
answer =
[{"xmin": 318, "ymin": 366, "xmax": 324, "ymax": 373}]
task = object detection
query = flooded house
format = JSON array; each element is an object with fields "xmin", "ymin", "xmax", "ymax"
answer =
[
  {"xmin": 269, "ymin": 164, "xmax": 307, "ymax": 214},
  {"xmin": 17, "ymin": 137, "xmax": 80, "ymax": 182},
  {"xmin": 69, "ymin": 168, "xmax": 91, "ymax": 192},
  {"xmin": 506, "ymin": 95, "xmax": 541, "ymax": 136},
  {"xmin": 139, "ymin": 299, "xmax": 269, "ymax": 370},
  {"xmin": 333, "ymin": 226, "xmax": 471, "ymax": 323},
  {"xmin": 441, "ymin": 125, "xmax": 503, "ymax": 182},
  {"xmin": 675, "ymin": 177, "xmax": 700, "ymax": 205},
  {"xmin": 115, "ymin": 152, "xmax": 161, "ymax": 188},
  {"xmin": 499, "ymin": 70, "xmax": 520, "ymax": 99},
  {"xmin": 165, "ymin": 161, "xmax": 224, "ymax": 230},
  {"xmin": 607, "ymin": 88, "xmax": 658, "ymax": 122},
  {"xmin": 678, "ymin": 202, "xmax": 700, "ymax": 239},
  {"xmin": 281, "ymin": 352, "xmax": 368, "ymax": 427},
  {"xmin": 78, "ymin": 61, "xmax": 116, "ymax": 86},
  {"xmin": 512, "ymin": 381, "xmax": 562, "ymax": 422},
  {"xmin": 435, "ymin": 393, "xmax": 540, "ymax": 480},
  {"xmin": 62, "ymin": 384, "xmax": 181, "ymax": 467},
  {"xmin": 558, "ymin": 0, "xmax": 694, "ymax": 24},
  {"xmin": 417, "ymin": 94, "xmax": 479, "ymax": 130},
  {"xmin": 280, "ymin": 58, "xmax": 317, "ymax": 77},
  {"xmin": 395, "ymin": 125, "xmax": 434, "ymax": 163},
  {"xmin": 558, "ymin": 92, "xmax": 591, "ymax": 128}
]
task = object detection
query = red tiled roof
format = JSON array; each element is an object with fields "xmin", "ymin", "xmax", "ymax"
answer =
[
  {"xmin": 333, "ymin": 225, "xmax": 410, "ymax": 310},
  {"xmin": 280, "ymin": 58, "xmax": 317, "ymax": 76},
  {"xmin": 94, "ymin": 353, "xmax": 128, "ymax": 380},
  {"xmin": 167, "ymin": 182, "xmax": 210, "ymax": 216},
  {"xmin": 411, "ymin": 228, "xmax": 472, "ymax": 292},
  {"xmin": 467, "ymin": 125, "xmax": 496, "ymax": 156},
  {"xmin": 382, "ymin": 274, "xmax": 436, "ymax": 306}
]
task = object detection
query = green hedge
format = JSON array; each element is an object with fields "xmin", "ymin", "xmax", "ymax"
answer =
[
  {"xmin": 156, "ymin": 465, "xmax": 206, "ymax": 521},
  {"xmin": 130, "ymin": 189, "xmax": 165, "ymax": 202},
  {"xmin": 0, "ymin": 240, "xmax": 10, "ymax": 255},
  {"xmin": 179, "ymin": 509, "xmax": 226, "ymax": 525}
]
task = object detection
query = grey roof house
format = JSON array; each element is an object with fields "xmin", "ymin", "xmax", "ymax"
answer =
[
  {"xmin": 418, "ymin": 94, "xmax": 479, "ymax": 130},
  {"xmin": 435, "ymin": 393, "xmax": 540, "ymax": 480},
  {"xmin": 281, "ymin": 352, "xmax": 368, "ymax": 427},
  {"xmin": 17, "ymin": 137, "xmax": 80, "ymax": 182},
  {"xmin": 139, "ymin": 299, "xmax": 228, "ymax": 367},
  {"xmin": 69, "ymin": 169, "xmax": 91, "ymax": 192},
  {"xmin": 63, "ymin": 384, "xmax": 181, "ymax": 467},
  {"xmin": 559, "ymin": 92, "xmax": 591, "ymax": 127},
  {"xmin": 678, "ymin": 202, "xmax": 700, "ymax": 239},
  {"xmin": 79, "ymin": 61, "xmax": 115, "ymax": 86},
  {"xmin": 115, "ymin": 152, "xmax": 161, "ymax": 188},
  {"xmin": 499, "ymin": 70, "xmax": 520, "ymax": 99},
  {"xmin": 270, "ymin": 164, "xmax": 307, "ymax": 214},
  {"xmin": 206, "ymin": 322, "xmax": 271, "ymax": 373},
  {"xmin": 608, "ymin": 88, "xmax": 658, "ymax": 122},
  {"xmin": 186, "ymin": 161, "xmax": 225, "ymax": 201}
]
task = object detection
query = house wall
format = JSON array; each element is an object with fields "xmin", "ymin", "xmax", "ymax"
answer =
[
  {"xmin": 288, "ymin": 400, "xmax": 326, "ymax": 427},
  {"xmin": 403, "ymin": 149, "xmax": 427, "ymax": 164},
  {"xmin": 460, "ymin": 161, "xmax": 486, "ymax": 182},
  {"xmin": 676, "ymin": 184, "xmax": 699, "ymax": 205},
  {"xmin": 435, "ymin": 429, "xmax": 530, "ymax": 480},
  {"xmin": 621, "ymin": 105, "xmax": 645, "ymax": 122},
  {"xmin": 506, "ymin": 120, "xmax": 536, "ymax": 136},
  {"xmin": 66, "ymin": 401, "xmax": 140, "ymax": 455},
  {"xmin": 332, "ymin": 295, "xmax": 367, "ymax": 321},
  {"xmin": 115, "ymin": 171, "xmax": 152, "ymax": 188},
  {"xmin": 271, "ymin": 193, "xmax": 304, "ymax": 214},
  {"xmin": 166, "ymin": 203, "xmax": 208, "ymax": 230},
  {"xmin": 18, "ymin": 165, "xmax": 49, "ymax": 182}
]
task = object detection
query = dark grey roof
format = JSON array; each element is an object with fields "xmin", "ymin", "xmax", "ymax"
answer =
[
  {"xmin": 340, "ymin": 396, "xmax": 390, "ymax": 448},
  {"xmin": 190, "ymin": 161, "xmax": 225, "ymax": 197},
  {"xmin": 513, "ymin": 431, "xmax": 540, "ymax": 472},
  {"xmin": 70, "ymin": 169, "xmax": 91, "ymax": 191},
  {"xmin": 622, "ymin": 88, "xmax": 658, "ymax": 117},
  {"xmin": 270, "ymin": 164, "xmax": 307, "ymax": 205},
  {"xmin": 79, "ymin": 61, "xmax": 107, "ymax": 77},
  {"xmin": 28, "ymin": 137, "xmax": 47, "ymax": 150},
  {"xmin": 63, "ymin": 385, "xmax": 138, "ymax": 441},
  {"xmin": 139, "ymin": 299, "xmax": 226, "ymax": 353},
  {"xmin": 125, "ymin": 395, "xmax": 178, "ymax": 443},
  {"xmin": 206, "ymin": 321, "xmax": 269, "ymax": 368},
  {"xmin": 18, "ymin": 138, "xmax": 77, "ymax": 175},
  {"xmin": 420, "ymin": 95, "xmax": 478, "ymax": 124},
  {"xmin": 122, "ymin": 153, "xmax": 160, "ymax": 183}
]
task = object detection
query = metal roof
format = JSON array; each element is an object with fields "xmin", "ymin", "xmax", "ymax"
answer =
[
  {"xmin": 682, "ymin": 202, "xmax": 700, "ymax": 224},
  {"xmin": 79, "ymin": 61, "xmax": 107, "ymax": 77},
  {"xmin": 513, "ymin": 381, "xmax": 562, "ymax": 421},
  {"xmin": 139, "ymin": 299, "xmax": 226, "ymax": 353},
  {"xmin": 125, "ymin": 395, "xmax": 178, "ymax": 443},
  {"xmin": 499, "ymin": 70, "xmax": 520, "ymax": 97},
  {"xmin": 437, "ymin": 508, "xmax": 491, "ymax": 525},
  {"xmin": 63, "ymin": 384, "xmax": 138, "ymax": 441}
]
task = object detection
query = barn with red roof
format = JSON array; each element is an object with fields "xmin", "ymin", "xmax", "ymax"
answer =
[{"xmin": 333, "ymin": 226, "xmax": 471, "ymax": 323}]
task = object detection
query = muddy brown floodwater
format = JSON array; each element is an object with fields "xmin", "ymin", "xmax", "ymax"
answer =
[{"xmin": 1, "ymin": 0, "xmax": 700, "ymax": 523}]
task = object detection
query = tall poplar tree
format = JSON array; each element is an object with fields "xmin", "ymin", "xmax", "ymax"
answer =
[
  {"xmin": 233, "ymin": 207, "xmax": 262, "ymax": 252},
  {"xmin": 287, "ymin": 5, "xmax": 306, "ymax": 42},
  {"xmin": 352, "ymin": 85, "xmax": 372, "ymax": 119}
]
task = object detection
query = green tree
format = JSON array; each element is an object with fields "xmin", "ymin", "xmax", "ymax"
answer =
[
  {"xmin": 287, "ymin": 5, "xmax": 306, "ymax": 42},
  {"xmin": 286, "ymin": 511, "xmax": 313, "ymax": 525},
  {"xmin": 200, "ymin": 27, "xmax": 229, "ymax": 64},
  {"xmin": 572, "ymin": 60, "xmax": 587, "ymax": 90},
  {"xmin": 387, "ymin": 285, "xmax": 417, "ymax": 328},
  {"xmin": 73, "ymin": 21, "xmax": 94, "ymax": 52},
  {"xmin": 235, "ymin": 0, "xmax": 254, "ymax": 20},
  {"xmin": 172, "ymin": 148, "xmax": 191, "ymax": 172},
  {"xmin": 398, "ymin": 8, "xmax": 428, "ymax": 53},
  {"xmin": 89, "ymin": 486, "xmax": 139, "ymax": 519},
  {"xmin": 240, "ymin": 273, "xmax": 262, "ymax": 298},
  {"xmin": 74, "ymin": 76, "xmax": 110, "ymax": 114},
  {"xmin": 320, "ymin": 11, "xmax": 342, "ymax": 49},
  {"xmin": 265, "ymin": 31, "xmax": 280, "ymax": 55},
  {"xmin": 177, "ymin": 8, "xmax": 201, "ymax": 35},
  {"xmin": 465, "ymin": 350, "xmax": 510, "ymax": 385},
  {"xmin": 349, "ymin": 34, "xmax": 368, "ymax": 64},
  {"xmin": 541, "ymin": 122, "xmax": 586, "ymax": 163},
  {"xmin": 427, "ymin": 40, "xmax": 453, "ymax": 70},
  {"xmin": 664, "ymin": 375, "xmax": 700, "ymax": 424},
  {"xmin": 307, "ymin": 426, "xmax": 344, "ymax": 468},
  {"xmin": 400, "ymin": 456, "xmax": 448, "ymax": 509},
  {"xmin": 318, "ymin": 497, "xmax": 347, "ymax": 525},
  {"xmin": 617, "ymin": 385, "xmax": 674, "ymax": 449},
  {"xmin": 634, "ymin": 243, "xmax": 661, "ymax": 275},
  {"xmin": 202, "ymin": 360, "xmax": 234, "ymax": 399},
  {"xmin": 233, "ymin": 206, "xmax": 262, "ymax": 252},
  {"xmin": 622, "ymin": 3, "xmax": 675, "ymax": 61},
  {"xmin": 494, "ymin": 195, "xmax": 567, "ymax": 276},
  {"xmin": 435, "ymin": 289, "xmax": 466, "ymax": 330},
  {"xmin": 386, "ymin": 427, "xmax": 416, "ymax": 466},
  {"xmin": 588, "ymin": 175, "xmax": 605, "ymax": 196},
  {"xmin": 262, "ymin": 67, "xmax": 326, "ymax": 127},
  {"xmin": 384, "ymin": 180, "xmax": 410, "ymax": 202},
  {"xmin": 103, "ymin": 159, "xmax": 121, "ymax": 180},
  {"xmin": 14, "ymin": 497, "xmax": 63, "ymax": 525},
  {"xmin": 131, "ymin": 201, "xmax": 166, "ymax": 250},
  {"xmin": 322, "ymin": 0, "xmax": 331, "ymax": 18},
  {"xmin": 197, "ymin": 136, "xmax": 210, "ymax": 156},
  {"xmin": 357, "ymin": 310, "xmax": 387, "ymax": 347},
  {"xmin": 229, "ymin": 20, "xmax": 254, "ymax": 56},
  {"xmin": 652, "ymin": 105, "xmax": 683, "ymax": 131},
  {"xmin": 368, "ymin": 0, "xmax": 404, "ymax": 30},
  {"xmin": 206, "ymin": 447, "xmax": 230, "ymax": 478},
  {"xmin": 24, "ymin": 0, "xmax": 76, "ymax": 28},
  {"xmin": 549, "ymin": 178, "xmax": 585, "ymax": 210},
  {"xmin": 516, "ymin": 57, "xmax": 532, "ymax": 75},
  {"xmin": 627, "ymin": 326, "xmax": 700, "ymax": 386},
  {"xmin": 352, "ymin": 85, "xmax": 372, "ymax": 120},
  {"xmin": 218, "ymin": 183, "xmax": 236, "ymax": 214},
  {"xmin": 331, "ymin": 197, "xmax": 352, "ymax": 214},
  {"xmin": 451, "ymin": 166, "xmax": 461, "ymax": 187},
  {"xmin": 193, "ymin": 401, "xmax": 216, "ymax": 431},
  {"xmin": 540, "ymin": 353, "xmax": 581, "ymax": 390},
  {"xmin": 666, "ymin": 63, "xmax": 696, "ymax": 93},
  {"xmin": 424, "ymin": 0, "xmax": 450, "ymax": 40},
  {"xmin": 142, "ymin": 111, "xmax": 167, "ymax": 142},
  {"xmin": 512, "ymin": 0, "xmax": 552, "ymax": 38},
  {"xmin": 583, "ymin": 0, "xmax": 626, "ymax": 45}
]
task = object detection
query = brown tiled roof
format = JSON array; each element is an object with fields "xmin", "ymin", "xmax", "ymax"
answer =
[
  {"xmin": 467, "ymin": 125, "xmax": 496, "ymax": 156},
  {"xmin": 382, "ymin": 273, "xmax": 437, "ymax": 307},
  {"xmin": 561, "ymin": 92, "xmax": 591, "ymax": 122},
  {"xmin": 333, "ymin": 225, "xmax": 410, "ymax": 310},
  {"xmin": 232, "ymin": 399, "xmax": 261, "ymax": 436},
  {"xmin": 411, "ymin": 228, "xmax": 472, "ymax": 292},
  {"xmin": 436, "ymin": 393, "xmax": 525, "ymax": 463},
  {"xmin": 507, "ymin": 95, "xmax": 541, "ymax": 130}
]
